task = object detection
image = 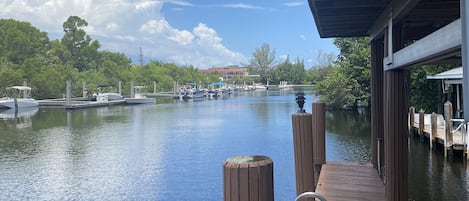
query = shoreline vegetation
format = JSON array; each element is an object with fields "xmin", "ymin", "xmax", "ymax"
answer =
[{"xmin": 0, "ymin": 16, "xmax": 453, "ymax": 111}]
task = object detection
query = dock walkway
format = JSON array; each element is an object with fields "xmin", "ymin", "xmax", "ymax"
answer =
[
  {"xmin": 410, "ymin": 112, "xmax": 466, "ymax": 151},
  {"xmin": 39, "ymin": 99, "xmax": 125, "ymax": 109},
  {"xmin": 315, "ymin": 162, "xmax": 384, "ymax": 201}
]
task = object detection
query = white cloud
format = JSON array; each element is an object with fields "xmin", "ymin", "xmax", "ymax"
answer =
[
  {"xmin": 220, "ymin": 3, "xmax": 263, "ymax": 10},
  {"xmin": 166, "ymin": 0, "xmax": 193, "ymax": 7},
  {"xmin": 300, "ymin": 34, "xmax": 306, "ymax": 41},
  {"xmin": 140, "ymin": 19, "xmax": 170, "ymax": 34},
  {"xmin": 279, "ymin": 54, "xmax": 289, "ymax": 62},
  {"xmin": 169, "ymin": 30, "xmax": 194, "ymax": 45},
  {"xmin": 284, "ymin": 2, "xmax": 304, "ymax": 7},
  {"xmin": 0, "ymin": 0, "xmax": 247, "ymax": 68},
  {"xmin": 135, "ymin": 0, "xmax": 161, "ymax": 11}
]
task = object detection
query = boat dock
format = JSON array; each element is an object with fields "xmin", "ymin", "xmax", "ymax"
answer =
[
  {"xmin": 222, "ymin": 102, "xmax": 386, "ymax": 201},
  {"xmin": 315, "ymin": 162, "xmax": 385, "ymax": 201},
  {"xmin": 408, "ymin": 106, "xmax": 468, "ymax": 156},
  {"xmin": 38, "ymin": 99, "xmax": 126, "ymax": 109}
]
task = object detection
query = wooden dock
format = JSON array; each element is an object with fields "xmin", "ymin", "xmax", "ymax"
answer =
[
  {"xmin": 409, "ymin": 112, "xmax": 466, "ymax": 150},
  {"xmin": 315, "ymin": 162, "xmax": 385, "ymax": 201},
  {"xmin": 38, "ymin": 99, "xmax": 126, "ymax": 109}
]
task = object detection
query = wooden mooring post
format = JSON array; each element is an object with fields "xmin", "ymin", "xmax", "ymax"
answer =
[
  {"xmin": 444, "ymin": 101, "xmax": 453, "ymax": 158},
  {"xmin": 418, "ymin": 109, "xmax": 425, "ymax": 137},
  {"xmin": 430, "ymin": 112, "xmax": 437, "ymax": 149},
  {"xmin": 409, "ymin": 107, "xmax": 415, "ymax": 133},
  {"xmin": 292, "ymin": 112, "xmax": 315, "ymax": 197},
  {"xmin": 312, "ymin": 102, "xmax": 326, "ymax": 183},
  {"xmin": 222, "ymin": 155, "xmax": 274, "ymax": 201}
]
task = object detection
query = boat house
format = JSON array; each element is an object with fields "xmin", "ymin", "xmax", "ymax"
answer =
[{"xmin": 308, "ymin": 0, "xmax": 467, "ymax": 200}]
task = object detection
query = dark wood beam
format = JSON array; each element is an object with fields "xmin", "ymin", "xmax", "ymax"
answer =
[{"xmin": 369, "ymin": 0, "xmax": 422, "ymax": 39}]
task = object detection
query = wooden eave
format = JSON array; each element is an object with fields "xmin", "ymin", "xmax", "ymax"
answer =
[
  {"xmin": 308, "ymin": 0, "xmax": 460, "ymax": 40},
  {"xmin": 308, "ymin": 0, "xmax": 389, "ymax": 38}
]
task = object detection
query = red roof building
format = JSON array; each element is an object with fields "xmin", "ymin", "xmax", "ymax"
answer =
[{"xmin": 199, "ymin": 66, "xmax": 249, "ymax": 79}]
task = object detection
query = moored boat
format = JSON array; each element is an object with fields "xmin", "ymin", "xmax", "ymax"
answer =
[
  {"xmin": 0, "ymin": 86, "xmax": 39, "ymax": 109},
  {"xmin": 124, "ymin": 86, "xmax": 155, "ymax": 104}
]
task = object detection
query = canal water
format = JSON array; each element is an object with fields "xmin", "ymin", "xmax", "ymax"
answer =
[{"xmin": 0, "ymin": 90, "xmax": 467, "ymax": 200}]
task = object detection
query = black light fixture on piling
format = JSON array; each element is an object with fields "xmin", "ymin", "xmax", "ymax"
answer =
[{"xmin": 295, "ymin": 92, "xmax": 306, "ymax": 113}]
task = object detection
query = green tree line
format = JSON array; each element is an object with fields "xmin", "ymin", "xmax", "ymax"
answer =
[
  {"xmin": 246, "ymin": 43, "xmax": 305, "ymax": 85},
  {"xmin": 0, "ymin": 17, "xmax": 222, "ymax": 99},
  {"xmin": 307, "ymin": 37, "xmax": 453, "ymax": 112}
]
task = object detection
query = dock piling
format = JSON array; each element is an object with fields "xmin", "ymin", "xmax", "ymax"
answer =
[
  {"xmin": 430, "ymin": 113, "xmax": 437, "ymax": 149},
  {"xmin": 66, "ymin": 80, "xmax": 72, "ymax": 106},
  {"xmin": 119, "ymin": 81, "xmax": 122, "ymax": 95},
  {"xmin": 22, "ymin": 80, "xmax": 28, "ymax": 98},
  {"xmin": 409, "ymin": 107, "xmax": 415, "ymax": 133},
  {"xmin": 222, "ymin": 155, "xmax": 274, "ymax": 201},
  {"xmin": 292, "ymin": 112, "xmax": 315, "ymax": 198},
  {"xmin": 419, "ymin": 109, "xmax": 425, "ymax": 137},
  {"xmin": 312, "ymin": 102, "xmax": 326, "ymax": 165},
  {"xmin": 444, "ymin": 101, "xmax": 453, "ymax": 158}
]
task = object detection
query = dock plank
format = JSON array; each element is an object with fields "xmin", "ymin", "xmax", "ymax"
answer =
[
  {"xmin": 411, "ymin": 113, "xmax": 466, "ymax": 148},
  {"xmin": 315, "ymin": 162, "xmax": 384, "ymax": 201}
]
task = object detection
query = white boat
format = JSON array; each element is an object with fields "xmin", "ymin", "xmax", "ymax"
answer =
[
  {"xmin": 125, "ymin": 86, "xmax": 155, "ymax": 104},
  {"xmin": 95, "ymin": 93, "xmax": 123, "ymax": 102},
  {"xmin": 182, "ymin": 88, "xmax": 205, "ymax": 99},
  {"xmin": 0, "ymin": 86, "xmax": 39, "ymax": 109},
  {"xmin": 253, "ymin": 83, "xmax": 268, "ymax": 91},
  {"xmin": 278, "ymin": 81, "xmax": 293, "ymax": 90},
  {"xmin": 103, "ymin": 93, "xmax": 123, "ymax": 101}
]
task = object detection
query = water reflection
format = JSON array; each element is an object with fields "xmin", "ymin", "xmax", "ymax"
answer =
[
  {"xmin": 0, "ymin": 107, "xmax": 38, "ymax": 128},
  {"xmin": 0, "ymin": 93, "xmax": 468, "ymax": 200},
  {"xmin": 325, "ymin": 108, "xmax": 371, "ymax": 162},
  {"xmin": 409, "ymin": 136, "xmax": 469, "ymax": 201}
]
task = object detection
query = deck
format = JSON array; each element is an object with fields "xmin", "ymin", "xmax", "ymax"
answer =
[
  {"xmin": 410, "ymin": 113, "xmax": 466, "ymax": 150},
  {"xmin": 38, "ymin": 99, "xmax": 126, "ymax": 109},
  {"xmin": 315, "ymin": 162, "xmax": 384, "ymax": 201}
]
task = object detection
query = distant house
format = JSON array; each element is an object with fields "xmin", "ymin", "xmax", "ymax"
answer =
[{"xmin": 198, "ymin": 66, "xmax": 250, "ymax": 80}]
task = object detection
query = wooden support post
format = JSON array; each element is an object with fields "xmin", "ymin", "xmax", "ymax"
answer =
[
  {"xmin": 22, "ymin": 80, "xmax": 28, "ymax": 98},
  {"xmin": 418, "ymin": 109, "xmax": 425, "ymax": 137},
  {"xmin": 444, "ymin": 101, "xmax": 453, "ymax": 157},
  {"xmin": 292, "ymin": 112, "xmax": 315, "ymax": 198},
  {"xmin": 312, "ymin": 102, "xmax": 325, "ymax": 187},
  {"xmin": 384, "ymin": 70, "xmax": 409, "ymax": 201},
  {"xmin": 371, "ymin": 38, "xmax": 384, "ymax": 169},
  {"xmin": 223, "ymin": 155, "xmax": 274, "ymax": 201},
  {"xmin": 66, "ymin": 80, "xmax": 72, "ymax": 106},
  {"xmin": 409, "ymin": 107, "xmax": 415, "ymax": 134},
  {"xmin": 130, "ymin": 80, "xmax": 135, "ymax": 98},
  {"xmin": 119, "ymin": 81, "xmax": 122, "ymax": 95},
  {"xmin": 430, "ymin": 113, "xmax": 437, "ymax": 149},
  {"xmin": 82, "ymin": 82, "xmax": 87, "ymax": 98},
  {"xmin": 312, "ymin": 102, "xmax": 326, "ymax": 165}
]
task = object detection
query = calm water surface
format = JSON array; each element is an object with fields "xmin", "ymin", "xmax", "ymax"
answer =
[{"xmin": 0, "ymin": 91, "xmax": 467, "ymax": 200}]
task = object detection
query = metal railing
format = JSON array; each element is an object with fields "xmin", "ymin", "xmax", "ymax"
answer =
[
  {"xmin": 451, "ymin": 119, "xmax": 466, "ymax": 146},
  {"xmin": 295, "ymin": 192, "xmax": 327, "ymax": 201}
]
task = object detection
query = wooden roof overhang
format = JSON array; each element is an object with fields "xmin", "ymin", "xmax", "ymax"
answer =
[
  {"xmin": 308, "ymin": 0, "xmax": 460, "ymax": 39},
  {"xmin": 308, "ymin": 0, "xmax": 461, "ymax": 68}
]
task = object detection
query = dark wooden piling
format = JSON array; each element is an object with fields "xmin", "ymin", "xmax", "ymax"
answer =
[
  {"xmin": 312, "ymin": 102, "xmax": 326, "ymax": 165},
  {"xmin": 292, "ymin": 112, "xmax": 315, "ymax": 199},
  {"xmin": 418, "ymin": 109, "xmax": 425, "ymax": 136},
  {"xmin": 444, "ymin": 101, "xmax": 453, "ymax": 158},
  {"xmin": 383, "ymin": 69, "xmax": 409, "ymax": 201},
  {"xmin": 430, "ymin": 112, "xmax": 437, "ymax": 149},
  {"xmin": 223, "ymin": 155, "xmax": 274, "ymax": 201},
  {"xmin": 371, "ymin": 38, "xmax": 384, "ymax": 169},
  {"xmin": 409, "ymin": 107, "xmax": 415, "ymax": 133}
]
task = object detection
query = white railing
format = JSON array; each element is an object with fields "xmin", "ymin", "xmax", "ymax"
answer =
[
  {"xmin": 295, "ymin": 192, "xmax": 327, "ymax": 201},
  {"xmin": 451, "ymin": 119, "xmax": 465, "ymax": 147}
]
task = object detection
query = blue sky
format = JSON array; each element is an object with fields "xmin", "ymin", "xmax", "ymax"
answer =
[{"xmin": 0, "ymin": 0, "xmax": 338, "ymax": 69}]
